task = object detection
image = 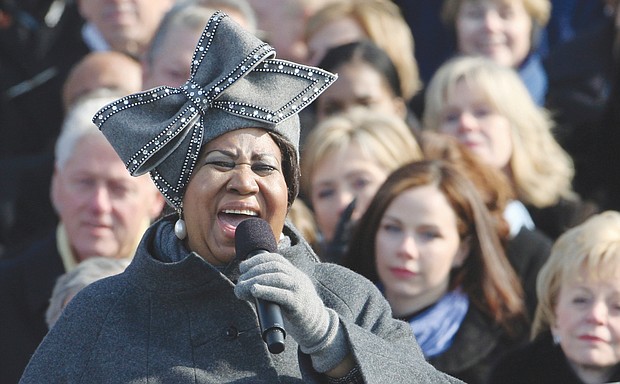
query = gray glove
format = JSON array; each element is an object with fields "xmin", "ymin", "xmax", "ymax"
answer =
[{"xmin": 235, "ymin": 252, "xmax": 349, "ymax": 372}]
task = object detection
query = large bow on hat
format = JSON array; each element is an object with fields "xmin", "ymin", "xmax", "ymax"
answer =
[{"xmin": 93, "ymin": 11, "xmax": 337, "ymax": 209}]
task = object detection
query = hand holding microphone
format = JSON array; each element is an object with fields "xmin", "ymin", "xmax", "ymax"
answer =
[
  {"xmin": 235, "ymin": 218, "xmax": 286, "ymax": 354},
  {"xmin": 235, "ymin": 219, "xmax": 348, "ymax": 372}
]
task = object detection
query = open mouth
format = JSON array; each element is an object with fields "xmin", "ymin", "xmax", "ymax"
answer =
[{"xmin": 218, "ymin": 209, "xmax": 259, "ymax": 229}]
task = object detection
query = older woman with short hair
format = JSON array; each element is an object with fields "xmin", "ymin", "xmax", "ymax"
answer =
[{"xmin": 489, "ymin": 210, "xmax": 620, "ymax": 384}]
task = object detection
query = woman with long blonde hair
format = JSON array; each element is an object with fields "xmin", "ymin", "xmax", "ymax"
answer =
[{"xmin": 424, "ymin": 55, "xmax": 596, "ymax": 240}]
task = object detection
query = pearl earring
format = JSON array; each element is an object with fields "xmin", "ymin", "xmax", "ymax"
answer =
[{"xmin": 174, "ymin": 209, "xmax": 187, "ymax": 240}]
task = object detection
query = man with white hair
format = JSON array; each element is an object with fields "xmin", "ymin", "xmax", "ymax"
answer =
[{"xmin": 0, "ymin": 90, "xmax": 165, "ymax": 383}]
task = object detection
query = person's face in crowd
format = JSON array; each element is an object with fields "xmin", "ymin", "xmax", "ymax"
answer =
[
  {"xmin": 63, "ymin": 52, "xmax": 142, "ymax": 110},
  {"xmin": 51, "ymin": 135, "xmax": 164, "ymax": 262},
  {"xmin": 552, "ymin": 268, "xmax": 620, "ymax": 380},
  {"xmin": 142, "ymin": 25, "xmax": 204, "ymax": 89},
  {"xmin": 248, "ymin": 0, "xmax": 308, "ymax": 63},
  {"xmin": 77, "ymin": 0, "xmax": 174, "ymax": 57},
  {"xmin": 310, "ymin": 142, "xmax": 389, "ymax": 243},
  {"xmin": 315, "ymin": 62, "xmax": 406, "ymax": 122},
  {"xmin": 306, "ymin": 16, "xmax": 366, "ymax": 66},
  {"xmin": 455, "ymin": 0, "xmax": 533, "ymax": 68},
  {"xmin": 183, "ymin": 128, "xmax": 289, "ymax": 265},
  {"xmin": 374, "ymin": 185, "xmax": 468, "ymax": 316},
  {"xmin": 437, "ymin": 79, "xmax": 513, "ymax": 172}
]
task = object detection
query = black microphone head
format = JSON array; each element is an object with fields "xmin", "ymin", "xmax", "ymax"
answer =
[{"xmin": 235, "ymin": 218, "xmax": 277, "ymax": 258}]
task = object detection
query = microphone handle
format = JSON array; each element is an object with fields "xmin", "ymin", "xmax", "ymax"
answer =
[
  {"xmin": 245, "ymin": 249, "xmax": 286, "ymax": 353},
  {"xmin": 256, "ymin": 297, "xmax": 286, "ymax": 354}
]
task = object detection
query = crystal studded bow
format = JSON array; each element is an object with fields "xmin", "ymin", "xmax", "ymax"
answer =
[{"xmin": 93, "ymin": 11, "xmax": 337, "ymax": 209}]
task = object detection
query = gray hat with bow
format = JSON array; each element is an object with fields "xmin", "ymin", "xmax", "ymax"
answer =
[{"xmin": 93, "ymin": 11, "xmax": 337, "ymax": 209}]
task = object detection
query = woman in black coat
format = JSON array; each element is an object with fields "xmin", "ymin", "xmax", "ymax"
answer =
[{"xmin": 490, "ymin": 211, "xmax": 620, "ymax": 384}]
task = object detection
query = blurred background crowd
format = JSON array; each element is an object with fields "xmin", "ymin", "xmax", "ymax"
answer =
[{"xmin": 2, "ymin": 0, "xmax": 620, "ymax": 383}]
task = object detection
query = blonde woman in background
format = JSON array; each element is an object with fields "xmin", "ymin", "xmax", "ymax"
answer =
[
  {"xmin": 304, "ymin": 0, "xmax": 420, "ymax": 102},
  {"xmin": 423, "ymin": 55, "xmax": 596, "ymax": 240},
  {"xmin": 490, "ymin": 211, "xmax": 620, "ymax": 383},
  {"xmin": 301, "ymin": 108, "xmax": 423, "ymax": 262}
]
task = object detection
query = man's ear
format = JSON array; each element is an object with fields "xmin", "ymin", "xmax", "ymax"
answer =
[
  {"xmin": 50, "ymin": 166, "xmax": 62, "ymax": 215},
  {"xmin": 150, "ymin": 192, "xmax": 166, "ymax": 220}
]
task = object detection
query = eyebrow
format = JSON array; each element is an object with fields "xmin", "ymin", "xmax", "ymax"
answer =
[
  {"xmin": 343, "ymin": 170, "xmax": 382, "ymax": 180},
  {"xmin": 204, "ymin": 149, "xmax": 236, "ymax": 158},
  {"xmin": 381, "ymin": 215, "xmax": 403, "ymax": 224},
  {"xmin": 203, "ymin": 149, "xmax": 279, "ymax": 162}
]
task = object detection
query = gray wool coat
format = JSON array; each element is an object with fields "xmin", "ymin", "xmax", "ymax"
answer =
[{"xmin": 20, "ymin": 217, "xmax": 462, "ymax": 383}]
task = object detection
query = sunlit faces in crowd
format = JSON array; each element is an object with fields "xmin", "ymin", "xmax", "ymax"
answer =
[
  {"xmin": 142, "ymin": 24, "xmax": 204, "ymax": 88},
  {"xmin": 424, "ymin": 55, "xmax": 575, "ymax": 211},
  {"xmin": 51, "ymin": 123, "xmax": 164, "ymax": 263},
  {"xmin": 315, "ymin": 60, "xmax": 406, "ymax": 122},
  {"xmin": 142, "ymin": 5, "xmax": 216, "ymax": 89},
  {"xmin": 62, "ymin": 51, "xmax": 142, "ymax": 111},
  {"xmin": 248, "ymin": 0, "xmax": 337, "ymax": 63},
  {"xmin": 434, "ymin": 78, "xmax": 513, "ymax": 171},
  {"xmin": 455, "ymin": 0, "xmax": 532, "ymax": 68},
  {"xmin": 301, "ymin": 109, "xmax": 423, "ymax": 244},
  {"xmin": 304, "ymin": 0, "xmax": 420, "ymax": 100},
  {"xmin": 306, "ymin": 16, "xmax": 366, "ymax": 66},
  {"xmin": 142, "ymin": 1, "xmax": 259, "ymax": 89},
  {"xmin": 375, "ymin": 184, "xmax": 468, "ymax": 317},
  {"xmin": 309, "ymin": 142, "xmax": 392, "ymax": 243},
  {"xmin": 182, "ymin": 128, "xmax": 289, "ymax": 266},
  {"xmin": 552, "ymin": 270, "xmax": 620, "ymax": 381},
  {"xmin": 76, "ymin": 0, "xmax": 175, "ymax": 58}
]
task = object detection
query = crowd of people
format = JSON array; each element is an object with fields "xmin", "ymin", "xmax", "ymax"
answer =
[{"xmin": 1, "ymin": 0, "xmax": 620, "ymax": 383}]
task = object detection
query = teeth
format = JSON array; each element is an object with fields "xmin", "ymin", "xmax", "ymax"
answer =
[{"xmin": 222, "ymin": 209, "xmax": 258, "ymax": 216}]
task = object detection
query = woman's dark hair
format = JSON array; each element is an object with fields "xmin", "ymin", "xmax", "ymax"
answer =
[
  {"xmin": 317, "ymin": 40, "xmax": 403, "ymax": 98},
  {"xmin": 268, "ymin": 131, "xmax": 300, "ymax": 209},
  {"xmin": 344, "ymin": 160, "xmax": 527, "ymax": 334}
]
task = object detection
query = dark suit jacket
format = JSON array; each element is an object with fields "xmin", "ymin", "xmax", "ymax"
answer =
[
  {"xmin": 0, "ymin": 232, "xmax": 65, "ymax": 384},
  {"xmin": 527, "ymin": 198, "xmax": 599, "ymax": 241},
  {"xmin": 1, "ymin": 2, "xmax": 87, "ymax": 259},
  {"xmin": 505, "ymin": 226, "xmax": 553, "ymax": 318},
  {"xmin": 544, "ymin": 19, "xmax": 617, "ymax": 203}
]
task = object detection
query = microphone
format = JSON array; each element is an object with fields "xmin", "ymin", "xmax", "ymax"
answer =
[{"xmin": 235, "ymin": 218, "xmax": 286, "ymax": 354}]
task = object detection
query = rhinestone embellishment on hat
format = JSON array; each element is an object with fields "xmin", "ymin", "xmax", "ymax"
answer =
[{"xmin": 93, "ymin": 11, "xmax": 337, "ymax": 209}]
